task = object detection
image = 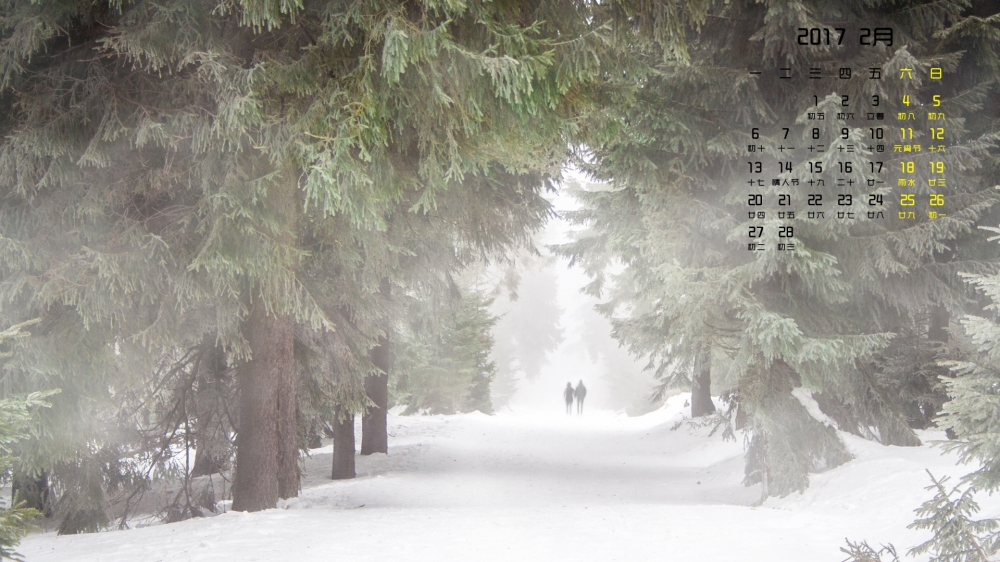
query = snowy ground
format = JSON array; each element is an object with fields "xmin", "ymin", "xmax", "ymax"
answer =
[{"xmin": 19, "ymin": 394, "xmax": 1000, "ymax": 562}]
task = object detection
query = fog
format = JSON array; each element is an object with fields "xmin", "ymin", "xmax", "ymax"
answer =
[{"xmin": 491, "ymin": 187, "xmax": 658, "ymax": 415}]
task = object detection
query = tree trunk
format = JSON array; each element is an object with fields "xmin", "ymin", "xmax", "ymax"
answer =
[
  {"xmin": 361, "ymin": 279, "xmax": 391, "ymax": 455},
  {"xmin": 12, "ymin": 471, "xmax": 51, "ymax": 517},
  {"xmin": 232, "ymin": 301, "xmax": 292, "ymax": 511},
  {"xmin": 361, "ymin": 334, "xmax": 389, "ymax": 455},
  {"xmin": 276, "ymin": 352, "xmax": 300, "ymax": 499},
  {"xmin": 192, "ymin": 343, "xmax": 226, "ymax": 477},
  {"xmin": 332, "ymin": 405, "xmax": 356, "ymax": 480},
  {"xmin": 929, "ymin": 305, "xmax": 949, "ymax": 343},
  {"xmin": 930, "ymin": 304, "xmax": 955, "ymax": 437},
  {"xmin": 275, "ymin": 167, "xmax": 301, "ymax": 500},
  {"xmin": 307, "ymin": 421, "xmax": 323, "ymax": 449},
  {"xmin": 691, "ymin": 345, "xmax": 716, "ymax": 417}
]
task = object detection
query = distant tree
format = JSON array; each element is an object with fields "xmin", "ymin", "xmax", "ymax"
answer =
[
  {"xmin": 493, "ymin": 266, "xmax": 565, "ymax": 382},
  {"xmin": 396, "ymin": 283, "xmax": 498, "ymax": 415}
]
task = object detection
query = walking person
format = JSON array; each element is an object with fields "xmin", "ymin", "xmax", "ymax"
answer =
[
  {"xmin": 564, "ymin": 382, "xmax": 575, "ymax": 414},
  {"xmin": 574, "ymin": 380, "xmax": 587, "ymax": 415}
]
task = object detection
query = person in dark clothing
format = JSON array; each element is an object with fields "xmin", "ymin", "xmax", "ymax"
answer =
[
  {"xmin": 564, "ymin": 382, "xmax": 575, "ymax": 414},
  {"xmin": 574, "ymin": 380, "xmax": 587, "ymax": 415}
]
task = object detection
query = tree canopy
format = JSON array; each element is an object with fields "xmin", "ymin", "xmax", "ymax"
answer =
[{"xmin": 557, "ymin": 0, "xmax": 1000, "ymax": 498}]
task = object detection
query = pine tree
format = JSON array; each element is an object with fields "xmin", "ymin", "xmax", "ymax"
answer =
[
  {"xmin": 395, "ymin": 280, "xmax": 498, "ymax": 415},
  {"xmin": 0, "ymin": 322, "xmax": 56, "ymax": 560},
  {"xmin": 0, "ymin": 0, "xmax": 609, "ymax": 516},
  {"xmin": 908, "ymin": 471, "xmax": 1000, "ymax": 562},
  {"xmin": 939, "ymin": 224, "xmax": 1000, "ymax": 491},
  {"xmin": 840, "ymin": 539, "xmax": 900, "ymax": 562},
  {"xmin": 559, "ymin": 0, "xmax": 1000, "ymax": 498}
]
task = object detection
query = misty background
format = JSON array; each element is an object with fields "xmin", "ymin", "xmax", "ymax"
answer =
[{"xmin": 489, "ymin": 186, "xmax": 659, "ymax": 415}]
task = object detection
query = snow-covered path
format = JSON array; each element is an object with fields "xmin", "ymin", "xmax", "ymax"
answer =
[{"xmin": 18, "ymin": 396, "xmax": 999, "ymax": 561}]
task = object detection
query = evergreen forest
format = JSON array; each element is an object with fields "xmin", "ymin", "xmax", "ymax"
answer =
[{"xmin": 1, "ymin": 1, "xmax": 1000, "ymax": 560}]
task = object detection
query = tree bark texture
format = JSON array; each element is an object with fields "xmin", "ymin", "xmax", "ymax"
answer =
[
  {"xmin": 276, "ymin": 349, "xmax": 300, "ymax": 499},
  {"xmin": 361, "ymin": 334, "xmax": 389, "ymax": 455},
  {"xmin": 362, "ymin": 279, "xmax": 391, "ymax": 455},
  {"xmin": 332, "ymin": 405, "xmax": 356, "ymax": 480},
  {"xmin": 232, "ymin": 301, "xmax": 293, "ymax": 511},
  {"xmin": 275, "ymin": 169, "xmax": 301, "ymax": 500},
  {"xmin": 691, "ymin": 345, "xmax": 716, "ymax": 417}
]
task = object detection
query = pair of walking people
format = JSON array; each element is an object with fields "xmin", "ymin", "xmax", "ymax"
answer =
[{"xmin": 564, "ymin": 380, "xmax": 587, "ymax": 415}]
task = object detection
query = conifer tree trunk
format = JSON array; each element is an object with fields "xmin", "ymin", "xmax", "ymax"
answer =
[
  {"xmin": 930, "ymin": 304, "xmax": 952, "ymax": 434},
  {"xmin": 361, "ymin": 333, "xmax": 389, "ymax": 455},
  {"xmin": 332, "ymin": 405, "xmax": 356, "ymax": 480},
  {"xmin": 275, "ymin": 169, "xmax": 301, "ymax": 499},
  {"xmin": 362, "ymin": 280, "xmax": 391, "ymax": 455},
  {"xmin": 232, "ymin": 301, "xmax": 290, "ymax": 511},
  {"xmin": 276, "ymin": 351, "xmax": 299, "ymax": 499},
  {"xmin": 929, "ymin": 305, "xmax": 950, "ymax": 343},
  {"xmin": 691, "ymin": 345, "xmax": 716, "ymax": 417},
  {"xmin": 929, "ymin": 244, "xmax": 954, "ymax": 345},
  {"xmin": 192, "ymin": 343, "xmax": 226, "ymax": 477},
  {"xmin": 11, "ymin": 471, "xmax": 51, "ymax": 517}
]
